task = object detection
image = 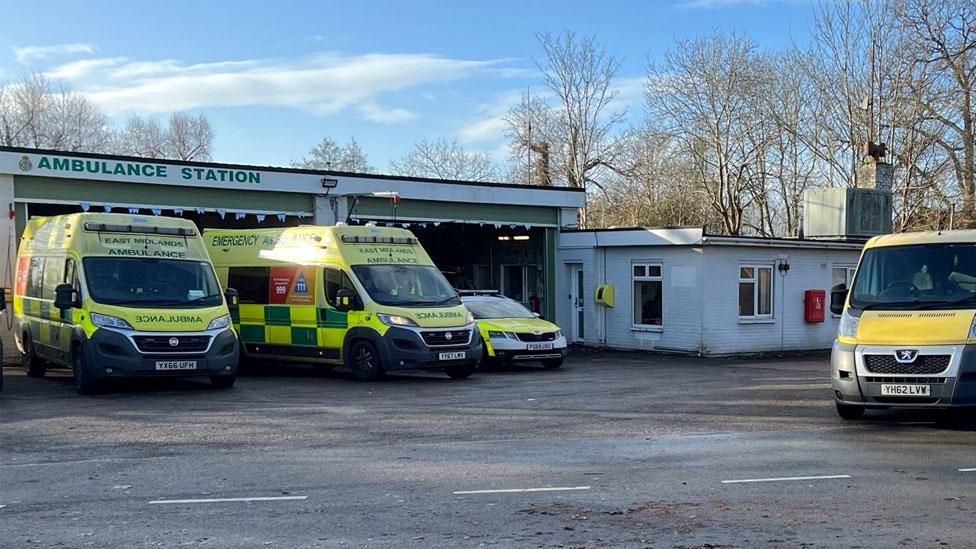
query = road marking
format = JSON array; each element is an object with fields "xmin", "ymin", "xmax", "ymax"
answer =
[
  {"xmin": 453, "ymin": 486, "xmax": 591, "ymax": 495},
  {"xmin": 722, "ymin": 475, "xmax": 851, "ymax": 484},
  {"xmin": 0, "ymin": 457, "xmax": 136, "ymax": 469},
  {"xmin": 148, "ymin": 496, "xmax": 308, "ymax": 505},
  {"xmin": 959, "ymin": 468, "xmax": 976, "ymax": 472}
]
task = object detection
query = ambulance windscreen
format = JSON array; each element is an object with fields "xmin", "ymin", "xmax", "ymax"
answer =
[
  {"xmin": 352, "ymin": 265, "xmax": 460, "ymax": 307},
  {"xmin": 83, "ymin": 258, "xmax": 222, "ymax": 308}
]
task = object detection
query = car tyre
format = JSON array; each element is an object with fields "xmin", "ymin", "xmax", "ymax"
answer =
[
  {"xmin": 349, "ymin": 340, "xmax": 385, "ymax": 381},
  {"xmin": 446, "ymin": 364, "xmax": 475, "ymax": 379},
  {"xmin": 23, "ymin": 334, "xmax": 46, "ymax": 378},
  {"xmin": 541, "ymin": 357, "xmax": 564, "ymax": 370},
  {"xmin": 835, "ymin": 402, "xmax": 865, "ymax": 420},
  {"xmin": 72, "ymin": 347, "xmax": 99, "ymax": 395},
  {"xmin": 210, "ymin": 375, "xmax": 236, "ymax": 389}
]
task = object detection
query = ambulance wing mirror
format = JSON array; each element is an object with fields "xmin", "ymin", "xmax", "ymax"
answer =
[
  {"xmin": 830, "ymin": 283, "xmax": 848, "ymax": 316},
  {"xmin": 224, "ymin": 288, "xmax": 240, "ymax": 311},
  {"xmin": 54, "ymin": 283, "xmax": 76, "ymax": 311},
  {"xmin": 0, "ymin": 287, "xmax": 6, "ymax": 312},
  {"xmin": 335, "ymin": 289, "xmax": 362, "ymax": 312}
]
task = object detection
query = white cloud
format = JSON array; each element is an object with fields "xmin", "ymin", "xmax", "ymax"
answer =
[
  {"xmin": 356, "ymin": 101, "xmax": 417, "ymax": 123},
  {"xmin": 13, "ymin": 42, "xmax": 96, "ymax": 64},
  {"xmin": 45, "ymin": 57, "xmax": 125, "ymax": 80},
  {"xmin": 42, "ymin": 52, "xmax": 502, "ymax": 124}
]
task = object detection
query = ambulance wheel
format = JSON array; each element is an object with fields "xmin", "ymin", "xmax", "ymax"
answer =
[
  {"xmin": 72, "ymin": 347, "xmax": 99, "ymax": 395},
  {"xmin": 445, "ymin": 365, "xmax": 475, "ymax": 379},
  {"xmin": 210, "ymin": 375, "xmax": 236, "ymax": 389},
  {"xmin": 835, "ymin": 402, "xmax": 865, "ymax": 420},
  {"xmin": 23, "ymin": 334, "xmax": 46, "ymax": 378},
  {"xmin": 541, "ymin": 358, "xmax": 564, "ymax": 370},
  {"xmin": 349, "ymin": 340, "xmax": 385, "ymax": 381}
]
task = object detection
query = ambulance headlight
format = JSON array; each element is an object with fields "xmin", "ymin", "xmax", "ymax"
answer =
[
  {"xmin": 554, "ymin": 330, "xmax": 563, "ymax": 339},
  {"xmin": 465, "ymin": 311, "xmax": 475, "ymax": 324},
  {"xmin": 377, "ymin": 313, "xmax": 418, "ymax": 327},
  {"xmin": 488, "ymin": 331, "xmax": 517, "ymax": 340},
  {"xmin": 838, "ymin": 309, "xmax": 859, "ymax": 339},
  {"xmin": 90, "ymin": 312, "xmax": 133, "ymax": 330},
  {"xmin": 208, "ymin": 314, "xmax": 232, "ymax": 330}
]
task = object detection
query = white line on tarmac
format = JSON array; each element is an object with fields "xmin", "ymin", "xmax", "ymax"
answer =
[
  {"xmin": 722, "ymin": 475, "xmax": 851, "ymax": 484},
  {"xmin": 0, "ymin": 457, "xmax": 137, "ymax": 469},
  {"xmin": 959, "ymin": 468, "xmax": 976, "ymax": 472},
  {"xmin": 148, "ymin": 496, "xmax": 308, "ymax": 505},
  {"xmin": 454, "ymin": 486, "xmax": 591, "ymax": 495}
]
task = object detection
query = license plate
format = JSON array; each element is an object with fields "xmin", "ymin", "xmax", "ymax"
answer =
[
  {"xmin": 881, "ymin": 384, "xmax": 931, "ymax": 396},
  {"xmin": 439, "ymin": 351, "xmax": 466, "ymax": 361},
  {"xmin": 155, "ymin": 360, "xmax": 197, "ymax": 371},
  {"xmin": 526, "ymin": 343, "xmax": 554, "ymax": 351}
]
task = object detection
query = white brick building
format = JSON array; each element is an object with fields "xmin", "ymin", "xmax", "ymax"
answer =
[{"xmin": 555, "ymin": 228, "xmax": 863, "ymax": 355}]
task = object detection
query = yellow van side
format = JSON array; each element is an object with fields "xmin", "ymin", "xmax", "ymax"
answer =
[
  {"xmin": 15, "ymin": 213, "xmax": 238, "ymax": 394},
  {"xmin": 830, "ymin": 229, "xmax": 976, "ymax": 418},
  {"xmin": 205, "ymin": 224, "xmax": 481, "ymax": 380}
]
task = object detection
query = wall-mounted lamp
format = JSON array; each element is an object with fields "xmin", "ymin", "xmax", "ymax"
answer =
[
  {"xmin": 321, "ymin": 178, "xmax": 338, "ymax": 189},
  {"xmin": 777, "ymin": 261, "xmax": 791, "ymax": 274}
]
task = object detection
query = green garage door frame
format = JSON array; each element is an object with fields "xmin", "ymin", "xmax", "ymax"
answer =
[
  {"xmin": 14, "ymin": 175, "xmax": 313, "ymax": 214},
  {"xmin": 354, "ymin": 196, "xmax": 559, "ymax": 226}
]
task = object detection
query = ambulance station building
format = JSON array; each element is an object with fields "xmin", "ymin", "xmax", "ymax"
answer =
[{"xmin": 0, "ymin": 147, "xmax": 585, "ymax": 358}]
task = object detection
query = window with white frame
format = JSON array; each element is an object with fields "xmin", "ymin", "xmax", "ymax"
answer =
[
  {"xmin": 739, "ymin": 265, "xmax": 773, "ymax": 319},
  {"xmin": 633, "ymin": 263, "xmax": 663, "ymax": 327},
  {"xmin": 831, "ymin": 265, "xmax": 857, "ymax": 315}
]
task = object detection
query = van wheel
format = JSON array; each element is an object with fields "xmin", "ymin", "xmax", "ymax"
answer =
[
  {"xmin": 23, "ymin": 334, "xmax": 46, "ymax": 378},
  {"xmin": 446, "ymin": 365, "xmax": 475, "ymax": 379},
  {"xmin": 72, "ymin": 348, "xmax": 99, "ymax": 395},
  {"xmin": 541, "ymin": 358, "xmax": 564, "ymax": 370},
  {"xmin": 349, "ymin": 340, "xmax": 385, "ymax": 381},
  {"xmin": 836, "ymin": 402, "xmax": 865, "ymax": 420},
  {"xmin": 210, "ymin": 375, "xmax": 236, "ymax": 389}
]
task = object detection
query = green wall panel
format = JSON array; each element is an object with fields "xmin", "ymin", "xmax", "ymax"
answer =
[
  {"xmin": 14, "ymin": 176, "xmax": 313, "ymax": 212},
  {"xmin": 354, "ymin": 197, "xmax": 558, "ymax": 226}
]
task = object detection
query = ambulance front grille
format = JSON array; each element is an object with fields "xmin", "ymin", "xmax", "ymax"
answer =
[
  {"xmin": 515, "ymin": 332, "xmax": 556, "ymax": 342},
  {"xmin": 133, "ymin": 335, "xmax": 211, "ymax": 353},
  {"xmin": 863, "ymin": 354, "xmax": 950, "ymax": 375},
  {"xmin": 420, "ymin": 330, "xmax": 470, "ymax": 347}
]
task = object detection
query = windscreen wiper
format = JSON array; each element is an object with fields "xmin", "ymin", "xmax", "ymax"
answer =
[{"xmin": 915, "ymin": 295, "xmax": 976, "ymax": 310}]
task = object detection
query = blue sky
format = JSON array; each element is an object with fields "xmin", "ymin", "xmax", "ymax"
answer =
[{"xmin": 0, "ymin": 0, "xmax": 816, "ymax": 171}]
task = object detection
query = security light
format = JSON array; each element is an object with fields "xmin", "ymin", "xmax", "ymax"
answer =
[{"xmin": 321, "ymin": 178, "xmax": 338, "ymax": 188}]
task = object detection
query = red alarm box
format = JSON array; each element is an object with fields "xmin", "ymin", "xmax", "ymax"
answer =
[{"xmin": 804, "ymin": 289, "xmax": 826, "ymax": 323}]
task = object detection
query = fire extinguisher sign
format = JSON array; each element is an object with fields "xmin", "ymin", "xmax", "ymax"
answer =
[{"xmin": 268, "ymin": 266, "xmax": 316, "ymax": 305}]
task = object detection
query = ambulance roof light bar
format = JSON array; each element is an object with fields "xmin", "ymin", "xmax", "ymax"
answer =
[{"xmin": 84, "ymin": 222, "xmax": 197, "ymax": 237}]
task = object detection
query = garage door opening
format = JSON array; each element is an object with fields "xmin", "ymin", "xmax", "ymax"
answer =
[{"xmin": 403, "ymin": 222, "xmax": 548, "ymax": 315}]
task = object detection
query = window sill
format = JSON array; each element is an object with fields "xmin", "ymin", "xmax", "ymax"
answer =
[
  {"xmin": 631, "ymin": 325, "xmax": 663, "ymax": 332},
  {"xmin": 738, "ymin": 317, "xmax": 775, "ymax": 325}
]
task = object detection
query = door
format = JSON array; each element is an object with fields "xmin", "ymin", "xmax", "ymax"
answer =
[{"xmin": 568, "ymin": 264, "xmax": 584, "ymax": 343}]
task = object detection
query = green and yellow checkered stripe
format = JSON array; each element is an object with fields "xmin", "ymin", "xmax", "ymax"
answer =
[{"xmin": 233, "ymin": 304, "xmax": 348, "ymax": 348}]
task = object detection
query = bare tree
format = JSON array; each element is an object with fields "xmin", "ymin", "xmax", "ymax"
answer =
[
  {"xmin": 118, "ymin": 115, "xmax": 167, "ymax": 158},
  {"xmin": 294, "ymin": 136, "xmax": 374, "ymax": 172},
  {"xmin": 166, "ymin": 111, "xmax": 214, "ymax": 161},
  {"xmin": 898, "ymin": 0, "xmax": 976, "ymax": 220},
  {"xmin": 390, "ymin": 138, "xmax": 498, "ymax": 181},
  {"xmin": 646, "ymin": 32, "xmax": 768, "ymax": 235},
  {"xmin": 0, "ymin": 72, "xmax": 112, "ymax": 152}
]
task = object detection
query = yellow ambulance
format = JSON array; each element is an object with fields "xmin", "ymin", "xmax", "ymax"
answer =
[
  {"xmin": 204, "ymin": 224, "xmax": 481, "ymax": 380},
  {"xmin": 14, "ymin": 213, "xmax": 239, "ymax": 394},
  {"xmin": 830, "ymin": 229, "xmax": 976, "ymax": 418}
]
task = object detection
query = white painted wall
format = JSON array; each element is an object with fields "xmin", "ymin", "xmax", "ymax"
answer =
[
  {"xmin": 556, "ymin": 236, "xmax": 863, "ymax": 355},
  {"xmin": 0, "ymin": 175, "xmax": 17, "ymax": 360}
]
